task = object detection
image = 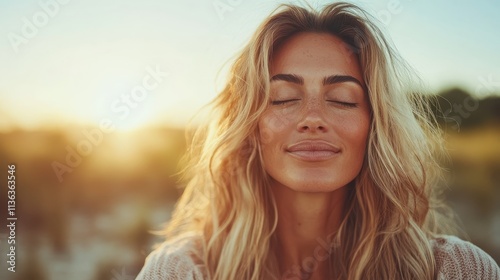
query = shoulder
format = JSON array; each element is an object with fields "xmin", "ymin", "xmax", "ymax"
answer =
[
  {"xmin": 431, "ymin": 235, "xmax": 500, "ymax": 280},
  {"xmin": 136, "ymin": 232, "xmax": 207, "ymax": 280}
]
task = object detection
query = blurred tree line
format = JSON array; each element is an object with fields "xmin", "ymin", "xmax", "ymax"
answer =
[{"xmin": 427, "ymin": 88, "xmax": 500, "ymax": 130}]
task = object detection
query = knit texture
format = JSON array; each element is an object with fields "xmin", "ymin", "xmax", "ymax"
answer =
[
  {"xmin": 432, "ymin": 235, "xmax": 499, "ymax": 279},
  {"xmin": 136, "ymin": 234, "xmax": 500, "ymax": 279},
  {"xmin": 136, "ymin": 232, "xmax": 207, "ymax": 280}
]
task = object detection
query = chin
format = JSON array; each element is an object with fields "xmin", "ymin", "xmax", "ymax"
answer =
[{"xmin": 280, "ymin": 177, "xmax": 347, "ymax": 193}]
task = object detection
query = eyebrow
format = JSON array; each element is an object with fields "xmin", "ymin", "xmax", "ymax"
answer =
[
  {"xmin": 270, "ymin": 73, "xmax": 364, "ymax": 88},
  {"xmin": 323, "ymin": 75, "xmax": 363, "ymax": 88},
  {"xmin": 270, "ymin": 74, "xmax": 304, "ymax": 84}
]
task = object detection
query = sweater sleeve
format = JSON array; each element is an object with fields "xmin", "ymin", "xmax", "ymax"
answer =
[
  {"xmin": 135, "ymin": 241, "xmax": 206, "ymax": 280},
  {"xmin": 433, "ymin": 235, "xmax": 500, "ymax": 280}
]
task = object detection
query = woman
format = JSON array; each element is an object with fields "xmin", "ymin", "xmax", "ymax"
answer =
[{"xmin": 137, "ymin": 2, "xmax": 500, "ymax": 279}]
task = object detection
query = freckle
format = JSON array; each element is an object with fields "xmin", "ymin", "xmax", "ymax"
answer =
[{"xmin": 303, "ymin": 50, "xmax": 313, "ymax": 58}]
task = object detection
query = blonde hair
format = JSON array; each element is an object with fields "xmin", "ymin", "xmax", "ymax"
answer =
[{"xmin": 163, "ymin": 2, "xmax": 454, "ymax": 279}]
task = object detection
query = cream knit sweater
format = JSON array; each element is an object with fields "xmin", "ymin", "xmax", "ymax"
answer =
[{"xmin": 136, "ymin": 233, "xmax": 500, "ymax": 279}]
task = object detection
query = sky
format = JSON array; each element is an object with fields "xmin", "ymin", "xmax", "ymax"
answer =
[{"xmin": 0, "ymin": 0, "xmax": 499, "ymax": 131}]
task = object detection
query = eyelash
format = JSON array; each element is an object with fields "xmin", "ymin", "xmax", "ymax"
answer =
[
  {"xmin": 328, "ymin": 100, "xmax": 358, "ymax": 108},
  {"xmin": 270, "ymin": 99, "xmax": 358, "ymax": 108},
  {"xmin": 270, "ymin": 99, "xmax": 300, "ymax": 105}
]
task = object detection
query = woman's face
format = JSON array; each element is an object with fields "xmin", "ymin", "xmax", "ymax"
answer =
[{"xmin": 259, "ymin": 32, "xmax": 371, "ymax": 192}]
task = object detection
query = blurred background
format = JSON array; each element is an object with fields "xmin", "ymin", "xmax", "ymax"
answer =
[{"xmin": 0, "ymin": 0, "xmax": 499, "ymax": 279}]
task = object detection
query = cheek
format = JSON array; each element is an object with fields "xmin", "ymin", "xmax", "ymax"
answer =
[
  {"xmin": 335, "ymin": 112, "xmax": 371, "ymax": 149},
  {"xmin": 258, "ymin": 110, "xmax": 291, "ymax": 145}
]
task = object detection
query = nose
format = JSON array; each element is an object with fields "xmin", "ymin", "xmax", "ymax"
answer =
[{"xmin": 296, "ymin": 104, "xmax": 328, "ymax": 133}]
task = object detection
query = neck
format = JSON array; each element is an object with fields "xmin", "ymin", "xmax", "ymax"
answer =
[{"xmin": 271, "ymin": 180, "xmax": 349, "ymax": 279}]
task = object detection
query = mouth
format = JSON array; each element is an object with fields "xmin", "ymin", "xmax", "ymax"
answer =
[{"xmin": 286, "ymin": 140, "xmax": 341, "ymax": 162}]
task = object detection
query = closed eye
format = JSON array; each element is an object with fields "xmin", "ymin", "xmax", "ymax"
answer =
[
  {"xmin": 327, "ymin": 100, "xmax": 358, "ymax": 108},
  {"xmin": 270, "ymin": 99, "xmax": 300, "ymax": 105}
]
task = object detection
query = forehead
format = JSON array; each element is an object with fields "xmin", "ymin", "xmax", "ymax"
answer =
[{"xmin": 270, "ymin": 32, "xmax": 362, "ymax": 81}]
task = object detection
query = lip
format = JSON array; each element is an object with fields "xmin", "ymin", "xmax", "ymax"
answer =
[{"xmin": 286, "ymin": 140, "xmax": 341, "ymax": 161}]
